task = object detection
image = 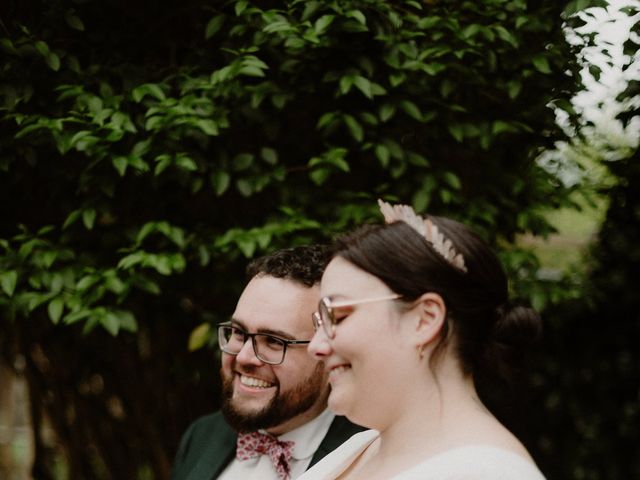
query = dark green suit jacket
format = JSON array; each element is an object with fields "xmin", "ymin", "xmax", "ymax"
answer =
[{"xmin": 171, "ymin": 411, "xmax": 363, "ymax": 480}]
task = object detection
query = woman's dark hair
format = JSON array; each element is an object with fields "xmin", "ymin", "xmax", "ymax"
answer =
[{"xmin": 332, "ymin": 219, "xmax": 541, "ymax": 386}]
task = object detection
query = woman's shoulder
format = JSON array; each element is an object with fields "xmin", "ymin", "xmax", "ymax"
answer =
[
  {"xmin": 395, "ymin": 445, "xmax": 546, "ymax": 480},
  {"xmin": 299, "ymin": 430, "xmax": 380, "ymax": 480}
]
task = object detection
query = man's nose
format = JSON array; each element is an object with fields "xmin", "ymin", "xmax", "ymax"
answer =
[{"xmin": 235, "ymin": 337, "xmax": 264, "ymax": 365}]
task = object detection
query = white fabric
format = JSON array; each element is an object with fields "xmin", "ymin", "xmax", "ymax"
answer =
[
  {"xmin": 218, "ymin": 409, "xmax": 335, "ymax": 480},
  {"xmin": 298, "ymin": 429, "xmax": 547, "ymax": 480}
]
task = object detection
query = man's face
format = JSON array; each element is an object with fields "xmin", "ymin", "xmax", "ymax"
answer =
[{"xmin": 220, "ymin": 275, "xmax": 330, "ymax": 435}]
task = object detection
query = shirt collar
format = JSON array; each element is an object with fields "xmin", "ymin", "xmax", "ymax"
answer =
[{"xmin": 273, "ymin": 409, "xmax": 335, "ymax": 461}]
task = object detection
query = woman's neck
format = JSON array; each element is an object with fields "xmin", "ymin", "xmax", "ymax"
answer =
[{"xmin": 343, "ymin": 361, "xmax": 491, "ymax": 480}]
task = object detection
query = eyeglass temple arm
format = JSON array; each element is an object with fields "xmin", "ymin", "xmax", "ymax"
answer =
[{"xmin": 328, "ymin": 293, "xmax": 401, "ymax": 308}]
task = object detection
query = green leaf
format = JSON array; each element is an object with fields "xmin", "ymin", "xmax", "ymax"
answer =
[
  {"xmin": 176, "ymin": 155, "xmax": 198, "ymax": 171},
  {"xmin": 65, "ymin": 11, "xmax": 85, "ymax": 31},
  {"xmin": 63, "ymin": 210, "xmax": 82, "ymax": 229},
  {"xmin": 448, "ymin": 124, "xmax": 464, "ymax": 142},
  {"xmin": 440, "ymin": 80, "xmax": 455, "ymax": 99},
  {"xmin": 48, "ymin": 298, "xmax": 64, "ymax": 324},
  {"xmin": 442, "ymin": 171, "xmax": 462, "ymax": 190},
  {"xmin": 507, "ymin": 81, "xmax": 522, "ymax": 99},
  {"xmin": 343, "ymin": 115, "xmax": 364, "ymax": 142},
  {"xmin": 116, "ymin": 311, "xmax": 138, "ymax": 332},
  {"xmin": 400, "ymin": 100, "xmax": 422, "ymax": 121},
  {"xmin": 388, "ymin": 11, "xmax": 402, "ymax": 28},
  {"xmin": 112, "ymin": 156, "xmax": 128, "ymax": 176},
  {"xmin": 408, "ymin": 153, "xmax": 429, "ymax": 167},
  {"xmin": 461, "ymin": 24, "xmax": 481, "ymax": 39},
  {"xmin": 346, "ymin": 10, "xmax": 366, "ymax": 26},
  {"xmin": 236, "ymin": 179, "xmax": 253, "ymax": 197},
  {"xmin": 154, "ymin": 154, "xmax": 172, "ymax": 176},
  {"xmin": 515, "ymin": 16, "xmax": 528, "ymax": 29},
  {"xmin": 0, "ymin": 270, "xmax": 18, "ymax": 296},
  {"xmin": 494, "ymin": 26, "xmax": 518, "ymax": 47},
  {"xmin": 353, "ymin": 76, "xmax": 373, "ymax": 99},
  {"xmin": 46, "ymin": 52, "xmax": 61, "ymax": 71},
  {"xmin": 195, "ymin": 119, "xmax": 219, "ymax": 136},
  {"xmin": 132, "ymin": 276, "xmax": 161, "ymax": 295},
  {"xmin": 132, "ymin": 138, "xmax": 152, "ymax": 157},
  {"xmin": 389, "ymin": 73, "xmax": 406, "ymax": 87},
  {"xmin": 339, "ymin": 75, "xmax": 354, "ymax": 95},
  {"xmin": 375, "ymin": 144, "xmax": 391, "ymax": 167},
  {"xmin": 233, "ymin": 153, "xmax": 254, "ymax": 171},
  {"xmin": 238, "ymin": 65, "xmax": 266, "ymax": 77},
  {"xmin": 211, "ymin": 171, "xmax": 231, "ymax": 196},
  {"xmin": 314, "ymin": 15, "xmax": 335, "ymax": 35},
  {"xmin": 205, "ymin": 14, "xmax": 225, "ymax": 39},
  {"xmin": 236, "ymin": 238, "xmax": 256, "ymax": 257},
  {"xmin": 136, "ymin": 222, "xmax": 156, "ymax": 245},
  {"xmin": 235, "ymin": 1, "xmax": 249, "ymax": 16},
  {"xmin": 379, "ymin": 104, "xmax": 396, "ymax": 122},
  {"xmin": 132, "ymin": 83, "xmax": 166, "ymax": 102},
  {"xmin": 492, "ymin": 120, "xmax": 517, "ymax": 135},
  {"xmin": 102, "ymin": 312, "xmax": 121, "ymax": 336},
  {"xmin": 77, "ymin": 275, "xmax": 99, "ymax": 292},
  {"xmin": 532, "ymin": 55, "xmax": 552, "ymax": 74},
  {"xmin": 34, "ymin": 40, "xmax": 50, "ymax": 56},
  {"xmin": 82, "ymin": 209, "xmax": 96, "ymax": 230},
  {"xmin": 261, "ymin": 147, "xmax": 278, "ymax": 165},
  {"xmin": 188, "ymin": 323, "xmax": 211, "ymax": 351},
  {"xmin": 41, "ymin": 251, "xmax": 57, "ymax": 269},
  {"xmin": 63, "ymin": 309, "xmax": 91, "ymax": 325},
  {"xmin": 412, "ymin": 189, "xmax": 430, "ymax": 212}
]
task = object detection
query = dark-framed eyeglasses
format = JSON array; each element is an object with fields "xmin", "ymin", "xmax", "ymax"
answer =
[
  {"xmin": 217, "ymin": 323, "xmax": 310, "ymax": 365},
  {"xmin": 312, "ymin": 294, "xmax": 402, "ymax": 339}
]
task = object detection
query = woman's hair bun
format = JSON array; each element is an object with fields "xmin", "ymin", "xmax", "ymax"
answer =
[
  {"xmin": 479, "ymin": 303, "xmax": 542, "ymax": 385},
  {"xmin": 493, "ymin": 302, "xmax": 543, "ymax": 349}
]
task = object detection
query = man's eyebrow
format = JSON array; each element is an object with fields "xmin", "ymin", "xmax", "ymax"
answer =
[{"xmin": 230, "ymin": 319, "xmax": 295, "ymax": 341}]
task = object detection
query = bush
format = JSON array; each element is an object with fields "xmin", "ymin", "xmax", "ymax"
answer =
[{"xmin": 0, "ymin": 0, "xmax": 578, "ymax": 478}]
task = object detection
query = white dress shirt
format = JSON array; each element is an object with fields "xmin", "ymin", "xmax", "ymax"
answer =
[{"xmin": 218, "ymin": 409, "xmax": 335, "ymax": 480}]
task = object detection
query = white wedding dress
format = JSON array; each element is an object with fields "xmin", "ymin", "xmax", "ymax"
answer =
[{"xmin": 299, "ymin": 430, "xmax": 547, "ymax": 480}]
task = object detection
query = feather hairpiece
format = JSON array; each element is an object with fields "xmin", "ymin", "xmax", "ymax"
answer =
[{"xmin": 378, "ymin": 199, "xmax": 468, "ymax": 273}]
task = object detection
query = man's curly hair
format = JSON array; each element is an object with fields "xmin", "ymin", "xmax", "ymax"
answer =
[{"xmin": 246, "ymin": 244, "xmax": 331, "ymax": 287}]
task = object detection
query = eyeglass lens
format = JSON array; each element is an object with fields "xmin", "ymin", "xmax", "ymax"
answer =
[
  {"xmin": 218, "ymin": 325, "xmax": 286, "ymax": 364},
  {"xmin": 318, "ymin": 299, "xmax": 335, "ymax": 338}
]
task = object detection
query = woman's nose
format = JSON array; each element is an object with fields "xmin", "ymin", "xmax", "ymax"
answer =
[{"xmin": 307, "ymin": 328, "xmax": 332, "ymax": 359}]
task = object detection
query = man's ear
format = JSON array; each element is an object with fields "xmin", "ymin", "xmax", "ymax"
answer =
[{"xmin": 414, "ymin": 292, "xmax": 446, "ymax": 346}]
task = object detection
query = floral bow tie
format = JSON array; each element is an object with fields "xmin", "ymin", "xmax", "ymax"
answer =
[{"xmin": 236, "ymin": 431, "xmax": 295, "ymax": 480}]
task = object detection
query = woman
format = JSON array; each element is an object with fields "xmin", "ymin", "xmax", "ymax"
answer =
[{"xmin": 300, "ymin": 200, "xmax": 545, "ymax": 479}]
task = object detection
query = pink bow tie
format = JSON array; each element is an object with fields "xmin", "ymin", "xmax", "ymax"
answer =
[{"xmin": 236, "ymin": 431, "xmax": 295, "ymax": 480}]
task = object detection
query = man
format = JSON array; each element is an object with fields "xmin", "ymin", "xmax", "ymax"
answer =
[{"xmin": 171, "ymin": 245, "xmax": 363, "ymax": 480}]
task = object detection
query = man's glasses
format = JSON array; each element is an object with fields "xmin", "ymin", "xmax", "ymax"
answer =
[
  {"xmin": 312, "ymin": 294, "xmax": 402, "ymax": 339},
  {"xmin": 217, "ymin": 323, "xmax": 310, "ymax": 365}
]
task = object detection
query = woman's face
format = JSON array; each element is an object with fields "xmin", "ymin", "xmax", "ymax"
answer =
[{"xmin": 308, "ymin": 257, "xmax": 419, "ymax": 429}]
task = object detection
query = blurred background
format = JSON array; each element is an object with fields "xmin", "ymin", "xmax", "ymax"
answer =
[{"xmin": 1, "ymin": 0, "xmax": 638, "ymax": 479}]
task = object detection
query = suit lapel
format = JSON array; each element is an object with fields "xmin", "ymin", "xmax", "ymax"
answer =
[
  {"xmin": 309, "ymin": 416, "xmax": 364, "ymax": 469},
  {"xmin": 186, "ymin": 423, "xmax": 236, "ymax": 480}
]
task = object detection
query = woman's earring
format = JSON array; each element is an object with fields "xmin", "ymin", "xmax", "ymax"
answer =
[{"xmin": 418, "ymin": 344, "xmax": 426, "ymax": 360}]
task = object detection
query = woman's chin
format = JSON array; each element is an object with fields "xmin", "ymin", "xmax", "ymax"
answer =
[{"xmin": 327, "ymin": 391, "xmax": 349, "ymax": 417}]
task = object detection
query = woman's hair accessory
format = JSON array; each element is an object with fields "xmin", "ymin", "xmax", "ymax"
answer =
[{"xmin": 378, "ymin": 199, "xmax": 467, "ymax": 273}]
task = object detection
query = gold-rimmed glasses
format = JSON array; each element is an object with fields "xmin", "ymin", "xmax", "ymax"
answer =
[{"xmin": 312, "ymin": 294, "xmax": 402, "ymax": 339}]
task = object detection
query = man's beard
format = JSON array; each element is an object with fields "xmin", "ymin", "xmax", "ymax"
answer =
[{"xmin": 220, "ymin": 362, "xmax": 326, "ymax": 432}]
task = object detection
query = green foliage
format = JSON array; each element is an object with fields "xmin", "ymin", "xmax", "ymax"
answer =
[
  {"xmin": 520, "ymin": 7, "xmax": 640, "ymax": 479},
  {"xmin": 1, "ymin": 0, "xmax": 576, "ymax": 332},
  {"xmin": 0, "ymin": 0, "xmax": 579, "ymax": 478}
]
